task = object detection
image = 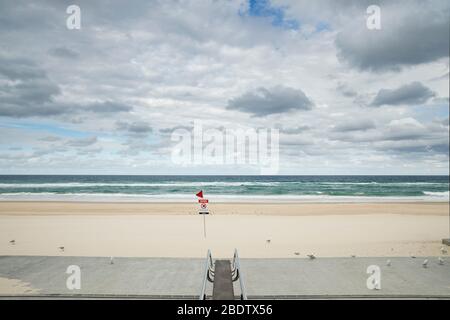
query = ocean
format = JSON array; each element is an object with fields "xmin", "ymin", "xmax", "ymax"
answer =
[{"xmin": 0, "ymin": 175, "xmax": 448, "ymax": 202}]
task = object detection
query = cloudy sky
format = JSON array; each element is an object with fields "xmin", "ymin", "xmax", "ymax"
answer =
[{"xmin": 0, "ymin": 0, "xmax": 449, "ymax": 175}]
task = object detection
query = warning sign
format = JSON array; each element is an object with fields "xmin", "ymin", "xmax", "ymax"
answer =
[{"xmin": 198, "ymin": 198, "xmax": 209, "ymax": 214}]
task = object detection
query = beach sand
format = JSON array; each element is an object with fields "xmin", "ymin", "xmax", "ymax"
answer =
[
  {"xmin": 0, "ymin": 277, "xmax": 39, "ymax": 295},
  {"xmin": 0, "ymin": 201, "xmax": 448, "ymax": 258}
]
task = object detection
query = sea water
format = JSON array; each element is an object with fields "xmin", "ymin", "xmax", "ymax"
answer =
[{"xmin": 0, "ymin": 175, "xmax": 448, "ymax": 202}]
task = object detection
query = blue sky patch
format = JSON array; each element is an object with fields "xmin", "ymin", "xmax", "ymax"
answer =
[
  {"xmin": 315, "ymin": 21, "xmax": 331, "ymax": 33},
  {"xmin": 240, "ymin": 0, "xmax": 299, "ymax": 30},
  {"xmin": 0, "ymin": 119, "xmax": 89, "ymax": 138}
]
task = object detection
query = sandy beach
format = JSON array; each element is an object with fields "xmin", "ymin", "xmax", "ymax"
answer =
[
  {"xmin": 0, "ymin": 201, "xmax": 448, "ymax": 216},
  {"xmin": 0, "ymin": 201, "xmax": 448, "ymax": 258}
]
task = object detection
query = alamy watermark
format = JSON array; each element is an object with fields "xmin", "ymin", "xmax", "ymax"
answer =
[
  {"xmin": 64, "ymin": 4, "xmax": 381, "ymax": 31},
  {"xmin": 366, "ymin": 265, "xmax": 381, "ymax": 290},
  {"xmin": 66, "ymin": 265, "xmax": 81, "ymax": 290},
  {"xmin": 366, "ymin": 5, "xmax": 381, "ymax": 30},
  {"xmin": 171, "ymin": 121, "xmax": 279, "ymax": 174},
  {"xmin": 66, "ymin": 5, "xmax": 81, "ymax": 30}
]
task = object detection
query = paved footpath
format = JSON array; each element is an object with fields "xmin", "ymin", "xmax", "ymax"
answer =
[
  {"xmin": 237, "ymin": 257, "xmax": 450, "ymax": 299},
  {"xmin": 0, "ymin": 256, "xmax": 204, "ymax": 298},
  {"xmin": 1, "ymin": 256, "xmax": 449, "ymax": 299}
]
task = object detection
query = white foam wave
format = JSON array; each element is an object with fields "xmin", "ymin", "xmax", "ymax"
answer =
[
  {"xmin": 423, "ymin": 191, "xmax": 449, "ymax": 197},
  {"xmin": 0, "ymin": 192, "xmax": 447, "ymax": 203},
  {"xmin": 0, "ymin": 181, "xmax": 281, "ymax": 188},
  {"xmin": 0, "ymin": 181, "xmax": 447, "ymax": 189}
]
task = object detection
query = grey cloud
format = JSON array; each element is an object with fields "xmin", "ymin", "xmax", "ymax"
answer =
[
  {"xmin": 381, "ymin": 119, "xmax": 447, "ymax": 142},
  {"xmin": 31, "ymin": 144, "xmax": 69, "ymax": 157},
  {"xmin": 159, "ymin": 125, "xmax": 194, "ymax": 134},
  {"xmin": 65, "ymin": 136, "xmax": 98, "ymax": 147},
  {"xmin": 0, "ymin": 98, "xmax": 63, "ymax": 118},
  {"xmin": 82, "ymin": 101, "xmax": 133, "ymax": 114},
  {"xmin": 336, "ymin": 83, "xmax": 357, "ymax": 98},
  {"xmin": 39, "ymin": 136, "xmax": 62, "ymax": 142},
  {"xmin": 280, "ymin": 135, "xmax": 313, "ymax": 146},
  {"xmin": 48, "ymin": 47, "xmax": 79, "ymax": 59},
  {"xmin": 227, "ymin": 86, "xmax": 313, "ymax": 116},
  {"xmin": 382, "ymin": 127, "xmax": 427, "ymax": 141},
  {"xmin": 0, "ymin": 56, "xmax": 46, "ymax": 80},
  {"xmin": 76, "ymin": 147, "xmax": 104, "ymax": 156},
  {"xmin": 330, "ymin": 117, "xmax": 447, "ymax": 143},
  {"xmin": 333, "ymin": 119, "xmax": 376, "ymax": 132},
  {"xmin": 426, "ymin": 143, "xmax": 449, "ymax": 154},
  {"xmin": 6, "ymin": 79, "xmax": 61, "ymax": 104},
  {"xmin": 0, "ymin": 56, "xmax": 63, "ymax": 117},
  {"xmin": 0, "ymin": 99, "xmax": 133, "ymax": 118},
  {"xmin": 335, "ymin": 1, "xmax": 450, "ymax": 71},
  {"xmin": 370, "ymin": 82, "xmax": 435, "ymax": 107},
  {"xmin": 0, "ymin": 56, "xmax": 133, "ymax": 118},
  {"xmin": 116, "ymin": 121, "xmax": 153, "ymax": 134},
  {"xmin": 53, "ymin": 101, "xmax": 134, "ymax": 117},
  {"xmin": 118, "ymin": 139, "xmax": 154, "ymax": 156},
  {"xmin": 0, "ymin": 153, "xmax": 30, "ymax": 161},
  {"xmin": 0, "ymin": 101, "xmax": 134, "ymax": 118},
  {"xmin": 0, "ymin": 0, "xmax": 61, "ymax": 31},
  {"xmin": 277, "ymin": 125, "xmax": 311, "ymax": 134},
  {"xmin": 377, "ymin": 140, "xmax": 449, "ymax": 155},
  {"xmin": 31, "ymin": 149, "xmax": 54, "ymax": 157}
]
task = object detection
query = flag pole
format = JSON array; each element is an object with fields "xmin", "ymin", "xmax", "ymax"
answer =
[
  {"xmin": 203, "ymin": 214, "xmax": 206, "ymax": 238},
  {"xmin": 196, "ymin": 190, "xmax": 207, "ymax": 239}
]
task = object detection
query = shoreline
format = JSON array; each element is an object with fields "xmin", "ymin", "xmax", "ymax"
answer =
[
  {"xmin": 0, "ymin": 201, "xmax": 448, "ymax": 216},
  {"xmin": 0, "ymin": 195, "xmax": 448, "ymax": 203}
]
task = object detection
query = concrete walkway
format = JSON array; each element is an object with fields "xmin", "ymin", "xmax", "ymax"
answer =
[
  {"xmin": 1, "ymin": 256, "xmax": 449, "ymax": 299},
  {"xmin": 0, "ymin": 256, "xmax": 204, "ymax": 298},
  {"xmin": 237, "ymin": 257, "xmax": 450, "ymax": 299}
]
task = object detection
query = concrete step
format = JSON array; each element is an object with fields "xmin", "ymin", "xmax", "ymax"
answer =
[{"xmin": 212, "ymin": 260, "xmax": 234, "ymax": 300}]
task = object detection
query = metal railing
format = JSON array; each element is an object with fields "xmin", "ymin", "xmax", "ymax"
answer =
[
  {"xmin": 199, "ymin": 249, "xmax": 214, "ymax": 300},
  {"xmin": 200, "ymin": 249, "xmax": 247, "ymax": 300},
  {"xmin": 231, "ymin": 249, "xmax": 247, "ymax": 300}
]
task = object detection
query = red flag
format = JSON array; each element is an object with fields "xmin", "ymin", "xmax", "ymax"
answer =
[{"xmin": 196, "ymin": 190, "xmax": 203, "ymax": 198}]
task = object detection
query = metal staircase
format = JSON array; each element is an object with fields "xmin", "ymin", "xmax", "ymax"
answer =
[{"xmin": 199, "ymin": 249, "xmax": 247, "ymax": 300}]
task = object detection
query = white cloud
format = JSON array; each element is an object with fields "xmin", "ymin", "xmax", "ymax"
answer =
[{"xmin": 0, "ymin": 0, "xmax": 448, "ymax": 174}]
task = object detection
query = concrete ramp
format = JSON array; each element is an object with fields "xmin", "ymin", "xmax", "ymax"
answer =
[{"xmin": 212, "ymin": 260, "xmax": 234, "ymax": 300}]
